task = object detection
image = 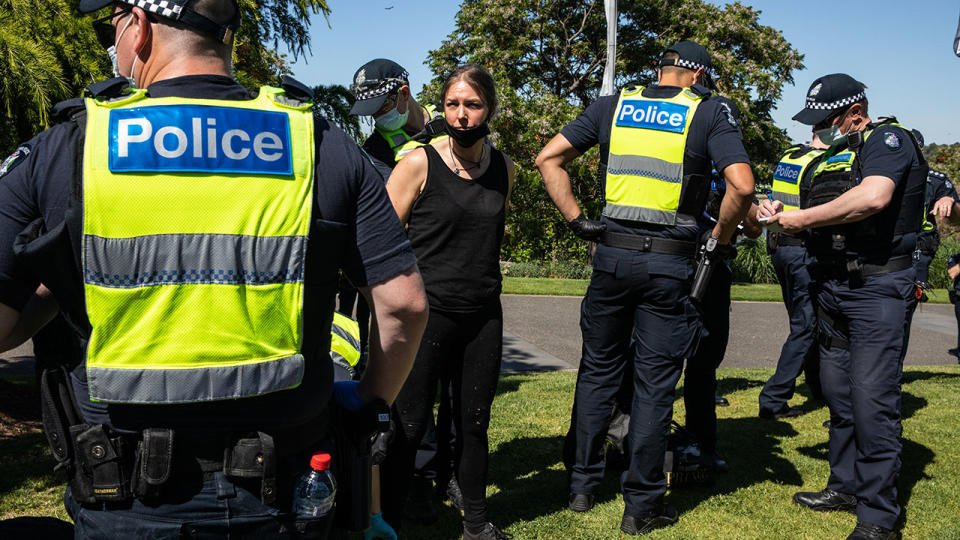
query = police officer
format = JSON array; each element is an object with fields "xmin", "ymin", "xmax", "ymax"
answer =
[
  {"xmin": 349, "ymin": 59, "xmax": 448, "ymax": 177},
  {"xmin": 762, "ymin": 74, "xmax": 926, "ymax": 540},
  {"xmin": 757, "ymin": 132, "xmax": 828, "ymax": 419},
  {"xmin": 536, "ymin": 41, "xmax": 754, "ymax": 535},
  {"xmin": 947, "ymin": 253, "xmax": 960, "ymax": 361},
  {"xmin": 910, "ymin": 130, "xmax": 960, "ymax": 294},
  {"xmin": 0, "ymin": 1, "xmax": 428, "ymax": 537}
]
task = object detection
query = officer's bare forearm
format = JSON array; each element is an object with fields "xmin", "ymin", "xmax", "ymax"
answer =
[
  {"xmin": 741, "ymin": 204, "xmax": 763, "ymax": 239},
  {"xmin": 536, "ymin": 134, "xmax": 584, "ymax": 221},
  {"xmin": 793, "ymin": 176, "xmax": 893, "ymax": 230},
  {"xmin": 359, "ymin": 265, "xmax": 428, "ymax": 405},
  {"xmin": 0, "ymin": 285, "xmax": 59, "ymax": 353},
  {"xmin": 713, "ymin": 163, "xmax": 755, "ymax": 243}
]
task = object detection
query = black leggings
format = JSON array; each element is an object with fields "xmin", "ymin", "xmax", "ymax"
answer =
[{"xmin": 382, "ymin": 300, "xmax": 503, "ymax": 532}]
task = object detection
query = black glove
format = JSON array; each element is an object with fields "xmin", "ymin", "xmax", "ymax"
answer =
[
  {"xmin": 699, "ymin": 230, "xmax": 737, "ymax": 261},
  {"xmin": 567, "ymin": 213, "xmax": 606, "ymax": 242}
]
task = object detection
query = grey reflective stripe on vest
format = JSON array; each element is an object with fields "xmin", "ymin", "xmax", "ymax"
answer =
[
  {"xmin": 87, "ymin": 353, "xmax": 304, "ymax": 404},
  {"xmin": 84, "ymin": 234, "xmax": 306, "ymax": 288},
  {"xmin": 772, "ymin": 192, "xmax": 801, "ymax": 208},
  {"xmin": 603, "ymin": 204, "xmax": 678, "ymax": 225},
  {"xmin": 607, "ymin": 154, "xmax": 683, "ymax": 183},
  {"xmin": 331, "ymin": 323, "xmax": 361, "ymax": 356},
  {"xmin": 330, "ymin": 351, "xmax": 356, "ymax": 378}
]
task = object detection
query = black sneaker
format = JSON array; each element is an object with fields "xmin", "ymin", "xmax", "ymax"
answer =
[
  {"xmin": 403, "ymin": 476, "xmax": 438, "ymax": 524},
  {"xmin": 445, "ymin": 476, "xmax": 465, "ymax": 511},
  {"xmin": 463, "ymin": 522, "xmax": 512, "ymax": 540},
  {"xmin": 715, "ymin": 394, "xmax": 730, "ymax": 407},
  {"xmin": 846, "ymin": 521, "xmax": 896, "ymax": 539},
  {"xmin": 793, "ymin": 488, "xmax": 857, "ymax": 513},
  {"xmin": 759, "ymin": 405, "xmax": 805, "ymax": 419},
  {"xmin": 620, "ymin": 504, "xmax": 678, "ymax": 536},
  {"xmin": 568, "ymin": 492, "xmax": 595, "ymax": 512},
  {"xmin": 949, "ymin": 348, "xmax": 960, "ymax": 362}
]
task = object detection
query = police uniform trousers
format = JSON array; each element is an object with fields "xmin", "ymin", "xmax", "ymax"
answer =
[
  {"xmin": 817, "ymin": 266, "xmax": 917, "ymax": 530},
  {"xmin": 683, "ymin": 261, "xmax": 731, "ymax": 458},
  {"xmin": 759, "ymin": 244, "xmax": 821, "ymax": 413},
  {"xmin": 570, "ymin": 246, "xmax": 701, "ymax": 516}
]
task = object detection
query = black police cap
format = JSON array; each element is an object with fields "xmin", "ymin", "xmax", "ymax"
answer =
[
  {"xmin": 792, "ymin": 73, "xmax": 867, "ymax": 126},
  {"xmin": 659, "ymin": 40, "xmax": 716, "ymax": 90},
  {"xmin": 79, "ymin": 0, "xmax": 240, "ymax": 45},
  {"xmin": 348, "ymin": 59, "xmax": 410, "ymax": 116}
]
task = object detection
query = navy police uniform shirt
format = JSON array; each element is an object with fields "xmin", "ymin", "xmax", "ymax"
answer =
[
  {"xmin": 925, "ymin": 169, "xmax": 958, "ymax": 223},
  {"xmin": 560, "ymin": 85, "xmax": 750, "ymax": 242},
  {"xmin": 361, "ymin": 130, "xmax": 402, "ymax": 180},
  {"xmin": 0, "ymin": 75, "xmax": 417, "ymax": 432}
]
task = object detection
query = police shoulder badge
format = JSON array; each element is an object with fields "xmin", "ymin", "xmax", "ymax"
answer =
[
  {"xmin": 883, "ymin": 132, "xmax": 901, "ymax": 150},
  {"xmin": 0, "ymin": 145, "xmax": 30, "ymax": 179}
]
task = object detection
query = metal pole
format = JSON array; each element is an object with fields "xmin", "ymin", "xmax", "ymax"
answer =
[
  {"xmin": 954, "ymin": 9, "xmax": 960, "ymax": 57},
  {"xmin": 600, "ymin": 0, "xmax": 617, "ymax": 96}
]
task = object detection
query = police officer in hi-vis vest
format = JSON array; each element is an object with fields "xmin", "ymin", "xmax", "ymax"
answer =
[
  {"xmin": 757, "ymin": 132, "xmax": 828, "ymax": 419},
  {"xmin": 536, "ymin": 41, "xmax": 754, "ymax": 536},
  {"xmin": 761, "ymin": 74, "xmax": 927, "ymax": 540},
  {"xmin": 0, "ymin": 1, "xmax": 428, "ymax": 537},
  {"xmin": 349, "ymin": 59, "xmax": 448, "ymax": 178},
  {"xmin": 909, "ymin": 130, "xmax": 960, "ymax": 295}
]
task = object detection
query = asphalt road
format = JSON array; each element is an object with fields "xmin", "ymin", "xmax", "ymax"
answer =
[
  {"xmin": 501, "ymin": 294, "xmax": 960, "ymax": 370},
  {"xmin": 2, "ymin": 296, "xmax": 957, "ymax": 375}
]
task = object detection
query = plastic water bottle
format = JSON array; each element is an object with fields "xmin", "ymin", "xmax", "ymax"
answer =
[{"xmin": 292, "ymin": 453, "xmax": 337, "ymax": 518}]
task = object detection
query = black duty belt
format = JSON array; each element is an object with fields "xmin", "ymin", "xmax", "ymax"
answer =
[
  {"xmin": 600, "ymin": 231, "xmax": 697, "ymax": 257},
  {"xmin": 771, "ymin": 232, "xmax": 804, "ymax": 247},
  {"xmin": 815, "ymin": 254, "xmax": 914, "ymax": 279}
]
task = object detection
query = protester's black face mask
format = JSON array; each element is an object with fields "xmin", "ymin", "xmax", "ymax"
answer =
[{"xmin": 444, "ymin": 121, "xmax": 489, "ymax": 147}]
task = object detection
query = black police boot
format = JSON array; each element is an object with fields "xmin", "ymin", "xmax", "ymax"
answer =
[
  {"xmin": 568, "ymin": 492, "xmax": 595, "ymax": 512},
  {"xmin": 444, "ymin": 476, "xmax": 465, "ymax": 511},
  {"xmin": 715, "ymin": 394, "xmax": 730, "ymax": 407},
  {"xmin": 792, "ymin": 488, "xmax": 856, "ymax": 513},
  {"xmin": 949, "ymin": 348, "xmax": 960, "ymax": 362},
  {"xmin": 759, "ymin": 405, "xmax": 805, "ymax": 419},
  {"xmin": 463, "ymin": 522, "xmax": 512, "ymax": 540},
  {"xmin": 846, "ymin": 521, "xmax": 896, "ymax": 540},
  {"xmin": 620, "ymin": 504, "xmax": 678, "ymax": 536},
  {"xmin": 823, "ymin": 419, "xmax": 832, "ymax": 429},
  {"xmin": 403, "ymin": 476, "xmax": 438, "ymax": 524}
]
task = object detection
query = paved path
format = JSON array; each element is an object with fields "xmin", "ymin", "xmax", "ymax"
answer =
[{"xmin": 2, "ymin": 297, "xmax": 957, "ymax": 375}]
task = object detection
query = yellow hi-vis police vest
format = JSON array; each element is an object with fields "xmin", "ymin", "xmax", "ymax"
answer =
[
  {"xmin": 604, "ymin": 86, "xmax": 702, "ymax": 225},
  {"xmin": 772, "ymin": 145, "xmax": 824, "ymax": 211},
  {"xmin": 377, "ymin": 103, "xmax": 447, "ymax": 162},
  {"xmin": 329, "ymin": 312, "xmax": 361, "ymax": 378},
  {"xmin": 82, "ymin": 86, "xmax": 315, "ymax": 404}
]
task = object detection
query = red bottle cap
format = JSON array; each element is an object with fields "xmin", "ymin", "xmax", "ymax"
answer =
[{"xmin": 310, "ymin": 453, "xmax": 332, "ymax": 471}]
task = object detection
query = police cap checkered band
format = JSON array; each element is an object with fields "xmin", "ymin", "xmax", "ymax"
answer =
[
  {"xmin": 350, "ymin": 73, "xmax": 409, "ymax": 101},
  {"xmin": 659, "ymin": 57, "xmax": 714, "ymax": 77},
  {"xmin": 792, "ymin": 73, "xmax": 867, "ymax": 125},
  {"xmin": 79, "ymin": 0, "xmax": 240, "ymax": 44}
]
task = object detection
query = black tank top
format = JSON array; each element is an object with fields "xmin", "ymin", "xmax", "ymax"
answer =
[{"xmin": 407, "ymin": 144, "xmax": 507, "ymax": 312}]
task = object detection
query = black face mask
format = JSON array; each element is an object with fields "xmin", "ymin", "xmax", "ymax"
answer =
[{"xmin": 444, "ymin": 122, "xmax": 489, "ymax": 147}]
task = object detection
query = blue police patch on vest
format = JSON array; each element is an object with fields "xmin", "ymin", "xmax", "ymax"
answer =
[
  {"xmin": 615, "ymin": 100, "xmax": 688, "ymax": 133},
  {"xmin": 108, "ymin": 105, "xmax": 293, "ymax": 175},
  {"xmin": 826, "ymin": 153, "xmax": 853, "ymax": 164},
  {"xmin": 773, "ymin": 162, "xmax": 802, "ymax": 184}
]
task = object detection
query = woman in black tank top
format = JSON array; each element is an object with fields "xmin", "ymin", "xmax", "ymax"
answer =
[{"xmin": 381, "ymin": 65, "xmax": 515, "ymax": 540}]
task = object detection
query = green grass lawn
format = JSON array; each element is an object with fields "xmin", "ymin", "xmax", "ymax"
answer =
[
  {"xmin": 503, "ymin": 277, "xmax": 954, "ymax": 304},
  {"xmin": 4, "ymin": 367, "xmax": 960, "ymax": 538}
]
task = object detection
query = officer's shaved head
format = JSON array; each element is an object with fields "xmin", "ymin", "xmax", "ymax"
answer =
[{"xmin": 153, "ymin": 0, "xmax": 238, "ymax": 59}]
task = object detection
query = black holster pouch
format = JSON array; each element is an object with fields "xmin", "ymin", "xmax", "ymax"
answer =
[
  {"xmin": 39, "ymin": 366, "xmax": 82, "ymax": 473},
  {"xmin": 950, "ymin": 289, "xmax": 958, "ymax": 305},
  {"xmin": 70, "ymin": 424, "xmax": 134, "ymax": 503},
  {"xmin": 132, "ymin": 428, "xmax": 174, "ymax": 500},
  {"xmin": 223, "ymin": 432, "xmax": 278, "ymax": 504},
  {"xmin": 332, "ymin": 399, "xmax": 391, "ymax": 532},
  {"xmin": 918, "ymin": 232, "xmax": 940, "ymax": 257}
]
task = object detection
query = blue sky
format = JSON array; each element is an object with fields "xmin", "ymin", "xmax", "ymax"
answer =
[{"xmin": 286, "ymin": 0, "xmax": 960, "ymax": 144}]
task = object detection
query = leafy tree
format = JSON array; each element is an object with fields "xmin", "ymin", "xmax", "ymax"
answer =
[
  {"xmin": 0, "ymin": 0, "xmax": 329, "ymax": 154},
  {"xmin": 312, "ymin": 83, "xmax": 363, "ymax": 143},
  {"xmin": 424, "ymin": 0, "xmax": 804, "ymax": 263}
]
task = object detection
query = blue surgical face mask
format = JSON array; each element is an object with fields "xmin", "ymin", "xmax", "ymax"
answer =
[
  {"xmin": 375, "ymin": 104, "xmax": 408, "ymax": 132},
  {"xmin": 107, "ymin": 13, "xmax": 137, "ymax": 86},
  {"xmin": 814, "ymin": 125, "xmax": 847, "ymax": 147}
]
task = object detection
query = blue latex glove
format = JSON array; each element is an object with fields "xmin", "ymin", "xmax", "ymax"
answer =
[
  {"xmin": 332, "ymin": 380, "xmax": 366, "ymax": 411},
  {"xmin": 364, "ymin": 512, "xmax": 397, "ymax": 540}
]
